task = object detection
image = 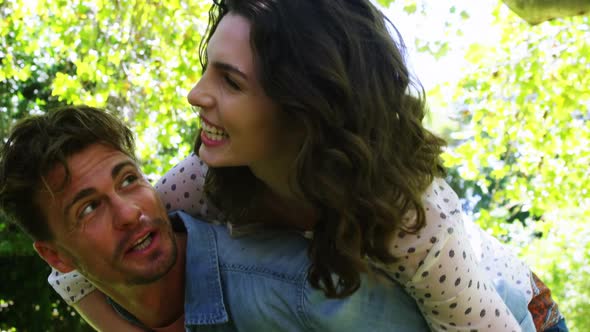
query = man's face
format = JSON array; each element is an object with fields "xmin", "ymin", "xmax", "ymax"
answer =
[{"xmin": 35, "ymin": 143, "xmax": 177, "ymax": 288}]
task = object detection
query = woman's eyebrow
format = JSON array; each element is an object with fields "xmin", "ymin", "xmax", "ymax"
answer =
[{"xmin": 210, "ymin": 61, "xmax": 249, "ymax": 80}]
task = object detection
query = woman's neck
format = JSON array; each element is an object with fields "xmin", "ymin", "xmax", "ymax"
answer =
[
  {"xmin": 249, "ymin": 158, "xmax": 318, "ymax": 230},
  {"xmin": 260, "ymin": 190, "xmax": 318, "ymax": 231}
]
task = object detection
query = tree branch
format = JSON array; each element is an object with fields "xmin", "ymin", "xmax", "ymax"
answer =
[{"xmin": 502, "ymin": 0, "xmax": 590, "ymax": 24}]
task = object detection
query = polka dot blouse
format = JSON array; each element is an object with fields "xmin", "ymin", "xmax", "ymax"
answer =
[
  {"xmin": 375, "ymin": 177, "xmax": 533, "ymax": 331},
  {"xmin": 153, "ymin": 153, "xmax": 223, "ymax": 222}
]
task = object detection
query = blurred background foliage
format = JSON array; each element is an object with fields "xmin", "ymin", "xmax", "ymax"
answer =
[{"xmin": 1, "ymin": 0, "xmax": 588, "ymax": 331}]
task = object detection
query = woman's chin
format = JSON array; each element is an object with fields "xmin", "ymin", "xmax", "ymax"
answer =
[{"xmin": 198, "ymin": 147, "xmax": 235, "ymax": 168}]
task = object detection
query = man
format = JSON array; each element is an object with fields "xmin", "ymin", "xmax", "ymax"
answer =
[{"xmin": 0, "ymin": 106, "xmax": 429, "ymax": 331}]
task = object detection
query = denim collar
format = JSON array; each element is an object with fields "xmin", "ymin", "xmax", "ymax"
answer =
[
  {"xmin": 173, "ymin": 211, "xmax": 229, "ymax": 326},
  {"xmin": 109, "ymin": 211, "xmax": 228, "ymax": 329}
]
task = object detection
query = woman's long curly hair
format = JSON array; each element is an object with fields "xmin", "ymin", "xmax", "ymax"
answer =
[{"xmin": 196, "ymin": 0, "xmax": 447, "ymax": 298}]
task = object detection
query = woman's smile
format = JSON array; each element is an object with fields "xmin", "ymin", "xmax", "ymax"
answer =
[{"xmin": 200, "ymin": 117, "xmax": 229, "ymax": 147}]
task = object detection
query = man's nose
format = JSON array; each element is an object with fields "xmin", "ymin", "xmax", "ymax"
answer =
[{"xmin": 111, "ymin": 195, "xmax": 142, "ymax": 230}]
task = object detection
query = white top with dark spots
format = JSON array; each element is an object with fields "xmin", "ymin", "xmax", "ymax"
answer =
[
  {"xmin": 376, "ymin": 177, "xmax": 533, "ymax": 331},
  {"xmin": 154, "ymin": 153, "xmax": 222, "ymax": 221},
  {"xmin": 156, "ymin": 155, "xmax": 535, "ymax": 331},
  {"xmin": 47, "ymin": 269, "xmax": 95, "ymax": 305}
]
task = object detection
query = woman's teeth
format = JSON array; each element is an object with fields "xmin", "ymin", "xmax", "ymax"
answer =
[{"xmin": 202, "ymin": 122, "xmax": 228, "ymax": 141}]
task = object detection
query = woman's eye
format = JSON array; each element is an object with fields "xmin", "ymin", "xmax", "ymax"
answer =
[
  {"xmin": 224, "ymin": 75, "xmax": 241, "ymax": 90},
  {"xmin": 121, "ymin": 174, "xmax": 138, "ymax": 187}
]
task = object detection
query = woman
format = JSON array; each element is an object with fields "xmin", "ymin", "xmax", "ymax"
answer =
[{"xmin": 52, "ymin": 0, "xmax": 565, "ymax": 330}]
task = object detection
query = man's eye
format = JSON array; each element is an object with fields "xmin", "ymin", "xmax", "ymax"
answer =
[
  {"xmin": 79, "ymin": 201, "xmax": 100, "ymax": 219},
  {"xmin": 121, "ymin": 174, "xmax": 138, "ymax": 187}
]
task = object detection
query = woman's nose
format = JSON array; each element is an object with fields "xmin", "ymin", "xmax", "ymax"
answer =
[{"xmin": 187, "ymin": 78, "xmax": 215, "ymax": 111}]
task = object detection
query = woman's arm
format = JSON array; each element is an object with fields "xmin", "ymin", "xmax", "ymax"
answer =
[
  {"xmin": 382, "ymin": 179, "xmax": 524, "ymax": 331},
  {"xmin": 48, "ymin": 269, "xmax": 142, "ymax": 331},
  {"xmin": 73, "ymin": 291, "xmax": 144, "ymax": 332},
  {"xmin": 154, "ymin": 153, "xmax": 223, "ymax": 220}
]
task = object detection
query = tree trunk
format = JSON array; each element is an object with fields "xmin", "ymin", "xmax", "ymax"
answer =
[{"xmin": 502, "ymin": 0, "xmax": 590, "ymax": 24}]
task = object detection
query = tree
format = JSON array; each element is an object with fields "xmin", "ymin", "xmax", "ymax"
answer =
[
  {"xmin": 445, "ymin": 7, "xmax": 589, "ymax": 329},
  {"xmin": 378, "ymin": 1, "xmax": 588, "ymax": 330},
  {"xmin": 1, "ymin": 0, "xmax": 589, "ymax": 330},
  {"xmin": 388, "ymin": 1, "xmax": 589, "ymax": 329},
  {"xmin": 378, "ymin": 0, "xmax": 590, "ymax": 24},
  {"xmin": 1, "ymin": 0, "xmax": 207, "ymax": 329},
  {"xmin": 502, "ymin": 0, "xmax": 590, "ymax": 24}
]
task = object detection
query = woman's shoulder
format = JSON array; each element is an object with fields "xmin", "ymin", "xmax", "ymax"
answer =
[
  {"xmin": 422, "ymin": 177, "xmax": 462, "ymax": 213},
  {"xmin": 416, "ymin": 177, "xmax": 465, "ymax": 238}
]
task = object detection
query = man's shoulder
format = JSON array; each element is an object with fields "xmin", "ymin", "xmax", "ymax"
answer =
[
  {"xmin": 172, "ymin": 211, "xmax": 429, "ymax": 331},
  {"xmin": 172, "ymin": 210, "xmax": 310, "ymax": 281},
  {"xmin": 217, "ymin": 229, "xmax": 310, "ymax": 283}
]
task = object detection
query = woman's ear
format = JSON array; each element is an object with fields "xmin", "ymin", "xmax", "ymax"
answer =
[{"xmin": 33, "ymin": 241, "xmax": 76, "ymax": 273}]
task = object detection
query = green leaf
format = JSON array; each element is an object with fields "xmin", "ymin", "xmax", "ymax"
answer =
[
  {"xmin": 403, "ymin": 4, "xmax": 417, "ymax": 14},
  {"xmin": 376, "ymin": 0, "xmax": 396, "ymax": 8}
]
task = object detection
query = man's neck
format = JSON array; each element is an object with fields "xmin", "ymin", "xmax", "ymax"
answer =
[{"xmin": 104, "ymin": 234, "xmax": 187, "ymax": 328}]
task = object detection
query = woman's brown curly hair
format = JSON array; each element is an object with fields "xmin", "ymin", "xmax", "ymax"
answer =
[{"xmin": 196, "ymin": 0, "xmax": 447, "ymax": 298}]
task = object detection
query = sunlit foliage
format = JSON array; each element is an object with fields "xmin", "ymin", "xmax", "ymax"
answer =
[{"xmin": 1, "ymin": 0, "xmax": 588, "ymax": 330}]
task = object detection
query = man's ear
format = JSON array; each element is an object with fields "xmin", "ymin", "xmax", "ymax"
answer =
[{"xmin": 33, "ymin": 241, "xmax": 76, "ymax": 273}]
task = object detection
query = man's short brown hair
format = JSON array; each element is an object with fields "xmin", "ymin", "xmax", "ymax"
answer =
[{"xmin": 0, "ymin": 105, "xmax": 136, "ymax": 241}]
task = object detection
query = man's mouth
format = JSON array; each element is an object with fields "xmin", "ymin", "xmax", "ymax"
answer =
[{"xmin": 131, "ymin": 232, "xmax": 153, "ymax": 251}]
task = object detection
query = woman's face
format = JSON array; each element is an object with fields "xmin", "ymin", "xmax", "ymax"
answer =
[{"xmin": 188, "ymin": 13, "xmax": 301, "ymax": 175}]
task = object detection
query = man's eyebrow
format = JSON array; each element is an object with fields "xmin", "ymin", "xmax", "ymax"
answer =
[
  {"xmin": 210, "ymin": 61, "xmax": 248, "ymax": 80},
  {"xmin": 111, "ymin": 161, "xmax": 136, "ymax": 179},
  {"xmin": 64, "ymin": 161, "xmax": 137, "ymax": 216},
  {"xmin": 64, "ymin": 188, "xmax": 96, "ymax": 218}
]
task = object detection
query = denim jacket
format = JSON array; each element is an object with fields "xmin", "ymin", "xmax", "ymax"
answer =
[
  {"xmin": 114, "ymin": 211, "xmax": 531, "ymax": 331},
  {"xmin": 182, "ymin": 211, "xmax": 431, "ymax": 331}
]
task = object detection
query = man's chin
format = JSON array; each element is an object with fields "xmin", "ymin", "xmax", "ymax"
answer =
[
  {"xmin": 126, "ymin": 257, "xmax": 176, "ymax": 286},
  {"xmin": 125, "ymin": 235, "xmax": 178, "ymax": 285}
]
